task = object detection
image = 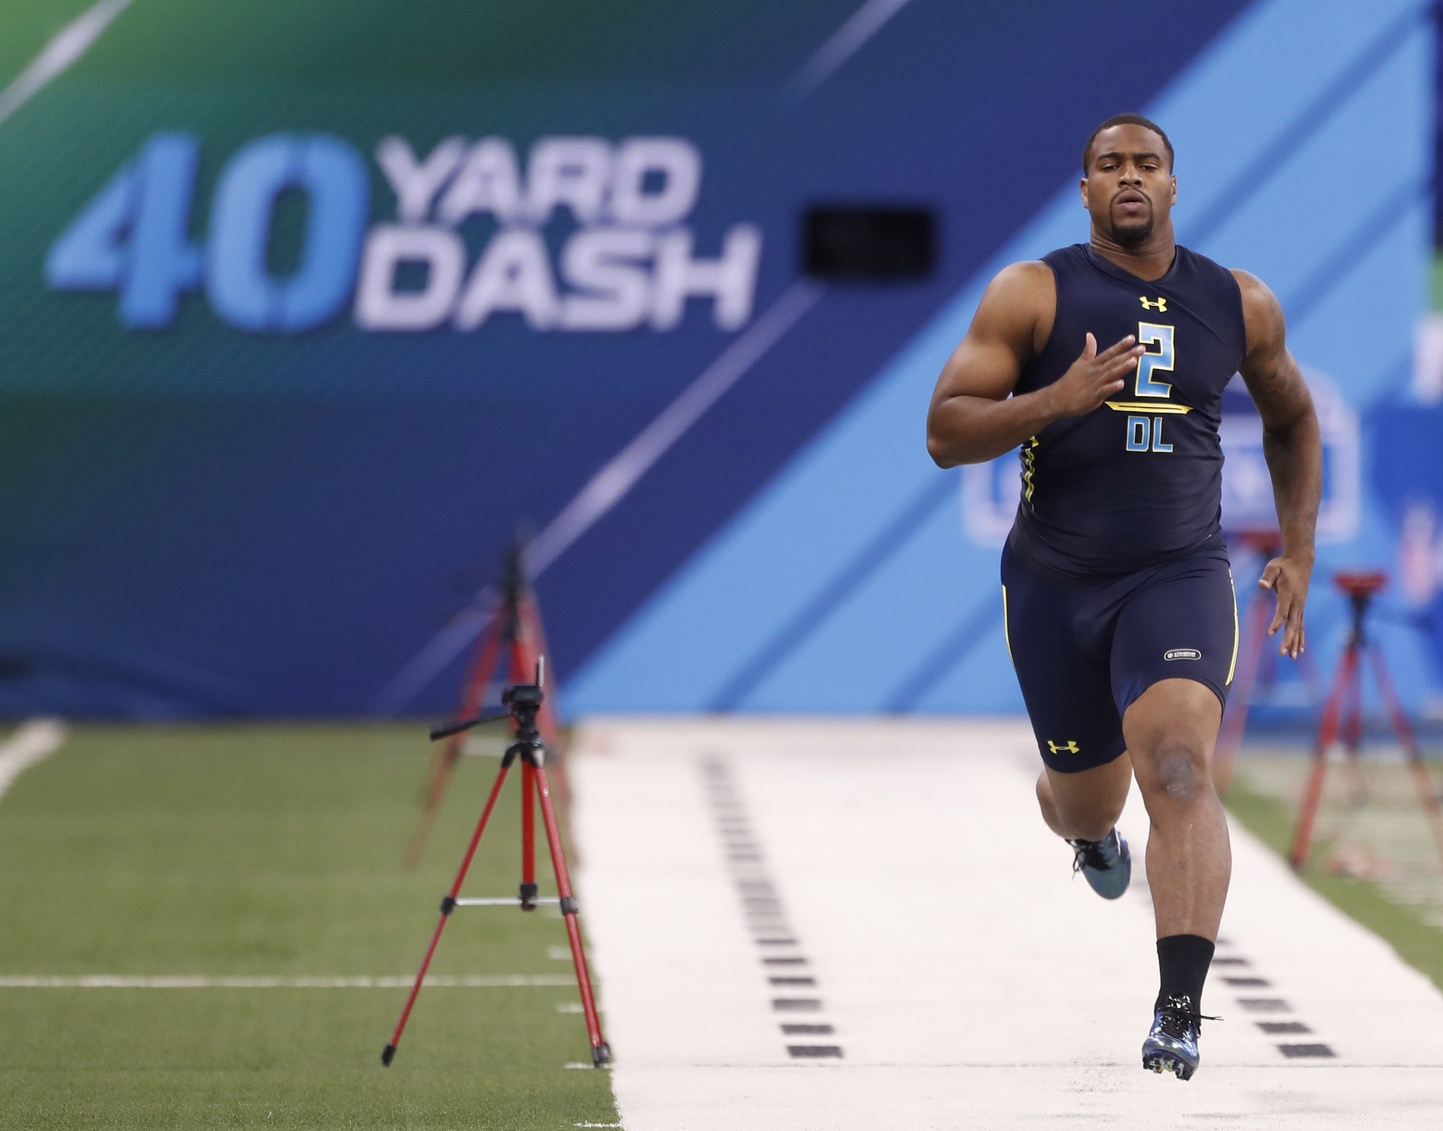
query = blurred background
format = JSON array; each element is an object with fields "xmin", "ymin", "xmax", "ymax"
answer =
[{"xmin": 0, "ymin": 0, "xmax": 1436, "ymax": 727}]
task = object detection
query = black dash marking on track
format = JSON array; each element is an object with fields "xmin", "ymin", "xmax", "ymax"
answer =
[
  {"xmin": 1237, "ymin": 998, "xmax": 1291, "ymax": 1012},
  {"xmin": 700, "ymin": 756, "xmax": 843, "ymax": 1060},
  {"xmin": 1217, "ymin": 944, "xmax": 1335, "ymax": 1062}
]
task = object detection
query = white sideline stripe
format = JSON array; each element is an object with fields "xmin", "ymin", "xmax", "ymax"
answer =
[
  {"xmin": 790, "ymin": 0, "xmax": 916, "ymax": 97},
  {"xmin": 0, "ymin": 0, "xmax": 133, "ymax": 129},
  {"xmin": 0, "ymin": 974, "xmax": 575, "ymax": 989},
  {"xmin": 0, "ymin": 718, "xmax": 67, "ymax": 802},
  {"xmin": 371, "ymin": 281, "xmax": 822, "ymax": 714}
]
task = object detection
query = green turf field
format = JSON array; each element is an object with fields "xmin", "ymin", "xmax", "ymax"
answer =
[
  {"xmin": 0, "ymin": 724, "xmax": 618, "ymax": 1129},
  {"xmin": 1225, "ymin": 755, "xmax": 1443, "ymax": 995}
]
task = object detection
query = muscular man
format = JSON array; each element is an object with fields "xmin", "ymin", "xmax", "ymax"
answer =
[{"xmin": 926, "ymin": 113, "xmax": 1321, "ymax": 1080}]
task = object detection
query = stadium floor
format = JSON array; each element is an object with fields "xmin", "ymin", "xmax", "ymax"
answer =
[{"xmin": 571, "ymin": 718, "xmax": 1443, "ymax": 1130}]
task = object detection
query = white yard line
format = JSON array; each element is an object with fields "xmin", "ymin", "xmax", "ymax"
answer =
[
  {"xmin": 0, "ymin": 974, "xmax": 574, "ymax": 988},
  {"xmin": 0, "ymin": 0, "xmax": 133, "ymax": 130},
  {"xmin": 571, "ymin": 717, "xmax": 1443, "ymax": 1131},
  {"xmin": 0, "ymin": 718, "xmax": 67, "ymax": 802}
]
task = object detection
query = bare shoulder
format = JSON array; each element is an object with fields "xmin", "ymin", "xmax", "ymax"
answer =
[
  {"xmin": 1229, "ymin": 268, "xmax": 1286, "ymax": 354},
  {"xmin": 973, "ymin": 259, "xmax": 1055, "ymax": 353},
  {"xmin": 987, "ymin": 259, "xmax": 1054, "ymax": 308}
]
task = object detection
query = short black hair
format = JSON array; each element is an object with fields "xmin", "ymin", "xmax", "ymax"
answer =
[{"xmin": 1082, "ymin": 113, "xmax": 1174, "ymax": 173}]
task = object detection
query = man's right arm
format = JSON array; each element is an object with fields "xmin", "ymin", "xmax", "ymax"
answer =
[{"xmin": 925, "ymin": 262, "xmax": 1144, "ymax": 467}]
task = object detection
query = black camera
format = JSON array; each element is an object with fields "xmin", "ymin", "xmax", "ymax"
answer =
[{"xmin": 501, "ymin": 683, "xmax": 543, "ymax": 709}]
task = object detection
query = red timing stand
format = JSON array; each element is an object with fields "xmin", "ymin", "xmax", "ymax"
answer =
[
  {"xmin": 405, "ymin": 547, "xmax": 561, "ymax": 870},
  {"xmin": 1289, "ymin": 571, "xmax": 1443, "ymax": 870},
  {"xmin": 382, "ymin": 660, "xmax": 610, "ymax": 1069}
]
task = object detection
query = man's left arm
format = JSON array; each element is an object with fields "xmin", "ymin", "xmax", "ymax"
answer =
[{"xmin": 1233, "ymin": 269, "xmax": 1323, "ymax": 660}]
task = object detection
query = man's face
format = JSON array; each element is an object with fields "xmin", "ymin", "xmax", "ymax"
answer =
[{"xmin": 1081, "ymin": 124, "xmax": 1177, "ymax": 248}]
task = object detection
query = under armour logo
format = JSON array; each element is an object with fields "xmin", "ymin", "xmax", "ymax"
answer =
[
  {"xmin": 1047, "ymin": 740, "xmax": 1081, "ymax": 755},
  {"xmin": 1140, "ymin": 296, "xmax": 1168, "ymax": 312}
]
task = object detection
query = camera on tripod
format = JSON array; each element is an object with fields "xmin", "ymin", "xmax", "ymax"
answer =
[
  {"xmin": 501, "ymin": 680, "xmax": 543, "ymax": 711},
  {"xmin": 427, "ymin": 658, "xmax": 546, "ymax": 743}
]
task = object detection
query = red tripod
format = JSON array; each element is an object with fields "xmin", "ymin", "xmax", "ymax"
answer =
[
  {"xmin": 1289, "ymin": 571, "xmax": 1443, "ymax": 870},
  {"xmin": 405, "ymin": 548, "xmax": 561, "ymax": 870},
  {"xmin": 382, "ymin": 662, "xmax": 611, "ymax": 1068}
]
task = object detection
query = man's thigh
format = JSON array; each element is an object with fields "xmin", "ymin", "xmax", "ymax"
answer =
[
  {"xmin": 1002, "ymin": 546, "xmax": 1126, "ymax": 774},
  {"xmin": 1109, "ymin": 549, "xmax": 1238, "ymax": 720},
  {"xmin": 1122, "ymin": 677, "xmax": 1224, "ymax": 765}
]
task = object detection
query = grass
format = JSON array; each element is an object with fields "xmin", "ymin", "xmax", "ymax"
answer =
[
  {"xmin": 1224, "ymin": 766, "xmax": 1443, "ymax": 995},
  {"xmin": 0, "ymin": 724, "xmax": 618, "ymax": 1129}
]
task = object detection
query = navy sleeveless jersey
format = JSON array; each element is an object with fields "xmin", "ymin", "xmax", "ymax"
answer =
[{"xmin": 1007, "ymin": 243, "xmax": 1247, "ymax": 578}]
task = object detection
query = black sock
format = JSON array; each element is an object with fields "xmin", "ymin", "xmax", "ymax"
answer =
[{"xmin": 1155, "ymin": 934, "xmax": 1215, "ymax": 1011}]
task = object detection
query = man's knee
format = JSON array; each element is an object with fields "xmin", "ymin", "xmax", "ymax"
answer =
[
  {"xmin": 1123, "ymin": 679, "xmax": 1221, "ymax": 808},
  {"xmin": 1134, "ymin": 743, "xmax": 1214, "ymax": 808}
]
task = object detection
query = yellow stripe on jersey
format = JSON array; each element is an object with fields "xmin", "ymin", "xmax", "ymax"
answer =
[
  {"xmin": 1226, "ymin": 570, "xmax": 1240, "ymax": 685},
  {"xmin": 1104, "ymin": 401, "xmax": 1193, "ymax": 415},
  {"xmin": 1001, "ymin": 584, "xmax": 1013, "ymax": 663},
  {"xmin": 1021, "ymin": 436, "xmax": 1039, "ymax": 507}
]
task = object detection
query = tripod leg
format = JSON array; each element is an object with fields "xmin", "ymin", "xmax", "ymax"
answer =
[
  {"xmin": 1291, "ymin": 642, "xmax": 1357, "ymax": 868},
  {"xmin": 501, "ymin": 631, "xmax": 540, "ymax": 909},
  {"xmin": 533, "ymin": 761, "xmax": 610, "ymax": 1066},
  {"xmin": 1368, "ymin": 644, "xmax": 1443, "ymax": 868},
  {"xmin": 1214, "ymin": 589, "xmax": 1270, "ymax": 795},
  {"xmin": 521, "ymin": 762, "xmax": 538, "ymax": 909},
  {"xmin": 1341, "ymin": 646, "xmax": 1369, "ymax": 806},
  {"xmin": 406, "ymin": 612, "xmax": 505, "ymax": 869},
  {"xmin": 384, "ymin": 756, "xmax": 515, "ymax": 1066}
]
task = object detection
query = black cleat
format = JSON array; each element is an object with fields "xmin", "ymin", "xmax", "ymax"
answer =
[
  {"xmin": 1142, "ymin": 993, "xmax": 1217, "ymax": 1080},
  {"xmin": 1066, "ymin": 827, "xmax": 1131, "ymax": 899}
]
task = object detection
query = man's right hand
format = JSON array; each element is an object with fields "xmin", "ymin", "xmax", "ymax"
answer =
[{"xmin": 1045, "ymin": 333, "xmax": 1145, "ymax": 418}]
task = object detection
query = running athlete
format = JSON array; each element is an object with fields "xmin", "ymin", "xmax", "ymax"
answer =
[{"xmin": 925, "ymin": 114, "xmax": 1322, "ymax": 1080}]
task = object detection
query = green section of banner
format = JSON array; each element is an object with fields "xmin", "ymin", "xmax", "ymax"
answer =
[{"xmin": 9, "ymin": 0, "xmax": 837, "ymax": 87}]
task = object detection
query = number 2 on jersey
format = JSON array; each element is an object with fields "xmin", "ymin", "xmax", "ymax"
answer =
[{"xmin": 1135, "ymin": 322, "xmax": 1174, "ymax": 397}]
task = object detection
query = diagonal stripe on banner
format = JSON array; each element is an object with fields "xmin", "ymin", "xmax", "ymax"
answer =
[
  {"xmin": 0, "ymin": 0, "xmax": 133, "ymax": 131},
  {"xmin": 371, "ymin": 281, "xmax": 824, "ymax": 714}
]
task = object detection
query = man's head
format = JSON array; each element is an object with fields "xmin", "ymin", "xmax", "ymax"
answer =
[{"xmin": 1080, "ymin": 114, "xmax": 1177, "ymax": 250}]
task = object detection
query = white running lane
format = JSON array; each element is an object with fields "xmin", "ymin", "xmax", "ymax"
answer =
[{"xmin": 571, "ymin": 718, "xmax": 1443, "ymax": 1130}]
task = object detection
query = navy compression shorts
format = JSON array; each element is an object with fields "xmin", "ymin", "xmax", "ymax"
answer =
[{"xmin": 1000, "ymin": 541, "xmax": 1239, "ymax": 773}]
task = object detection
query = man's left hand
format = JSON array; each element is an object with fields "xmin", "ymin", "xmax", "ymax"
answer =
[{"xmin": 1258, "ymin": 556, "xmax": 1311, "ymax": 659}]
